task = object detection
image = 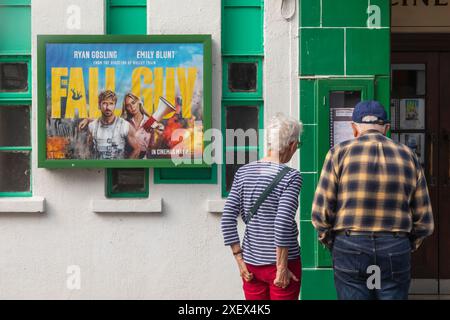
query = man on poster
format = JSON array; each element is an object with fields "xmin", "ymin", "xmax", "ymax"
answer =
[{"xmin": 87, "ymin": 90, "xmax": 140, "ymax": 160}]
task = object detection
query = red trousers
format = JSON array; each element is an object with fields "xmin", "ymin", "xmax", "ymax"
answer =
[{"xmin": 242, "ymin": 258, "xmax": 301, "ymax": 300}]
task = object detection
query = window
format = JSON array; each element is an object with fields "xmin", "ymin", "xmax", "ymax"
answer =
[
  {"xmin": 391, "ymin": 64, "xmax": 427, "ymax": 166},
  {"xmin": 223, "ymin": 57, "xmax": 262, "ymax": 99},
  {"xmin": 0, "ymin": 66, "xmax": 32, "ymax": 196},
  {"xmin": 106, "ymin": 168, "xmax": 149, "ymax": 198},
  {"xmin": 0, "ymin": 0, "xmax": 31, "ymax": 197},
  {"xmin": 0, "ymin": 62, "xmax": 28, "ymax": 92},
  {"xmin": 228, "ymin": 62, "xmax": 257, "ymax": 92},
  {"xmin": 221, "ymin": 0, "xmax": 264, "ymax": 197},
  {"xmin": 105, "ymin": 0, "xmax": 149, "ymax": 198},
  {"xmin": 222, "ymin": 102, "xmax": 263, "ymax": 196}
]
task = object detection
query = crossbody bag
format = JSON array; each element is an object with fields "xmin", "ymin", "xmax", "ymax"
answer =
[{"xmin": 246, "ymin": 166, "xmax": 291, "ymax": 224}]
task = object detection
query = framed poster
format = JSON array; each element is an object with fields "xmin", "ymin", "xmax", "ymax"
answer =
[
  {"xmin": 400, "ymin": 132, "xmax": 425, "ymax": 165},
  {"xmin": 37, "ymin": 35, "xmax": 211, "ymax": 168},
  {"xmin": 399, "ymin": 98, "xmax": 425, "ymax": 130}
]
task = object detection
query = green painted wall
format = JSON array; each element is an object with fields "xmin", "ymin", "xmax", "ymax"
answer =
[{"xmin": 298, "ymin": 0, "xmax": 391, "ymax": 300}]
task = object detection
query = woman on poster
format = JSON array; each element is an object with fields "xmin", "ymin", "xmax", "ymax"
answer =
[{"xmin": 121, "ymin": 92, "xmax": 164, "ymax": 159}]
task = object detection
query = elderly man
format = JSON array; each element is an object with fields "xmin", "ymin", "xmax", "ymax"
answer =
[{"xmin": 311, "ymin": 100, "xmax": 434, "ymax": 300}]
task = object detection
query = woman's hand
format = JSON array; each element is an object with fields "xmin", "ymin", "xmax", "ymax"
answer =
[
  {"xmin": 235, "ymin": 254, "xmax": 253, "ymax": 282},
  {"xmin": 154, "ymin": 122, "xmax": 165, "ymax": 133},
  {"xmin": 273, "ymin": 267, "xmax": 299, "ymax": 289}
]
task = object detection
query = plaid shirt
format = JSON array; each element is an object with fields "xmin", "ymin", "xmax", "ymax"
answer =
[{"xmin": 311, "ymin": 130, "xmax": 434, "ymax": 251}]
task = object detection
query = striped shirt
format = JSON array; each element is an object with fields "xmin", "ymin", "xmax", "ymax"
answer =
[
  {"xmin": 221, "ymin": 161, "xmax": 302, "ymax": 266},
  {"xmin": 311, "ymin": 130, "xmax": 434, "ymax": 250}
]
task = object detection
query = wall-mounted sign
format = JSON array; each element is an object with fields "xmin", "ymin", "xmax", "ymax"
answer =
[
  {"xmin": 330, "ymin": 108, "xmax": 355, "ymax": 148},
  {"xmin": 392, "ymin": 0, "xmax": 450, "ymax": 32},
  {"xmin": 37, "ymin": 35, "xmax": 211, "ymax": 168},
  {"xmin": 399, "ymin": 99, "xmax": 425, "ymax": 130},
  {"xmin": 328, "ymin": 90, "xmax": 361, "ymax": 148}
]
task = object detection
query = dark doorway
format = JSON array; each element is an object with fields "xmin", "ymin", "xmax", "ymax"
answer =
[{"xmin": 392, "ymin": 34, "xmax": 450, "ymax": 294}]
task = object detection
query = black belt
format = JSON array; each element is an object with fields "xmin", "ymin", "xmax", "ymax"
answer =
[{"xmin": 335, "ymin": 230, "xmax": 409, "ymax": 238}]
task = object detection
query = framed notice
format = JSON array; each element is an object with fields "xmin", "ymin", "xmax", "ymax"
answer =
[
  {"xmin": 330, "ymin": 107, "xmax": 354, "ymax": 148},
  {"xmin": 399, "ymin": 99, "xmax": 425, "ymax": 130},
  {"xmin": 37, "ymin": 35, "xmax": 212, "ymax": 168},
  {"xmin": 400, "ymin": 132, "xmax": 425, "ymax": 165}
]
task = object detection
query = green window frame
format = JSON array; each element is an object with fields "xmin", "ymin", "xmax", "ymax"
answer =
[
  {"xmin": 221, "ymin": 0, "xmax": 264, "ymax": 198},
  {"xmin": 104, "ymin": 0, "xmax": 149, "ymax": 198},
  {"xmin": 314, "ymin": 78, "xmax": 375, "ymax": 267},
  {"xmin": 0, "ymin": 99, "xmax": 32, "ymax": 197},
  {"xmin": 106, "ymin": 168, "xmax": 149, "ymax": 198},
  {"xmin": 222, "ymin": 56, "xmax": 263, "ymax": 100},
  {"xmin": 221, "ymin": 101, "xmax": 264, "ymax": 198},
  {"xmin": 0, "ymin": 56, "xmax": 31, "ymax": 100},
  {"xmin": 0, "ymin": 0, "xmax": 32, "ymax": 197},
  {"xmin": 105, "ymin": 0, "xmax": 147, "ymax": 35},
  {"xmin": 154, "ymin": 164, "xmax": 217, "ymax": 184},
  {"xmin": 317, "ymin": 78, "xmax": 375, "ymax": 168},
  {"xmin": 0, "ymin": 0, "xmax": 31, "ymax": 56},
  {"xmin": 222, "ymin": 0, "xmax": 264, "ymax": 56}
]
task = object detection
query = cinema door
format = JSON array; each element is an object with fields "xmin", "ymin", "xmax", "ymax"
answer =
[{"xmin": 391, "ymin": 34, "xmax": 450, "ymax": 295}]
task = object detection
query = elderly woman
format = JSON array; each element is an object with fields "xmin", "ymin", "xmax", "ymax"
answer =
[{"xmin": 221, "ymin": 113, "xmax": 303, "ymax": 300}]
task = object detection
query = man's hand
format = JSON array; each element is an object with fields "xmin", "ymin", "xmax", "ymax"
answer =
[
  {"xmin": 235, "ymin": 254, "xmax": 253, "ymax": 282},
  {"xmin": 318, "ymin": 230, "xmax": 334, "ymax": 250},
  {"xmin": 410, "ymin": 237, "xmax": 423, "ymax": 253},
  {"xmin": 78, "ymin": 118, "xmax": 90, "ymax": 130},
  {"xmin": 273, "ymin": 267, "xmax": 299, "ymax": 289}
]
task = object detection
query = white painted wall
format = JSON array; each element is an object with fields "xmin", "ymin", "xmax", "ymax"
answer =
[{"xmin": 0, "ymin": 0, "xmax": 299, "ymax": 299}]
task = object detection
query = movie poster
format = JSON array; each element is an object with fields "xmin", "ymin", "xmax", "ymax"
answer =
[{"xmin": 42, "ymin": 39, "xmax": 208, "ymax": 166}]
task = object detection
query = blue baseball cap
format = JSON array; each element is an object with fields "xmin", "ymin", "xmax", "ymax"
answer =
[{"xmin": 352, "ymin": 100, "xmax": 389, "ymax": 124}]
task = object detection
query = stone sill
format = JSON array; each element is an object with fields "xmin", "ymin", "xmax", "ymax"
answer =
[
  {"xmin": 0, "ymin": 197, "xmax": 46, "ymax": 213},
  {"xmin": 91, "ymin": 198, "xmax": 162, "ymax": 213}
]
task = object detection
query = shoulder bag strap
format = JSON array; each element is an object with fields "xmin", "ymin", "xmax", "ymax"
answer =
[{"xmin": 246, "ymin": 166, "xmax": 291, "ymax": 224}]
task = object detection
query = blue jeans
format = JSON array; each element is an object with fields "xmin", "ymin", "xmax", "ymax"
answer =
[{"xmin": 332, "ymin": 234, "xmax": 412, "ymax": 300}]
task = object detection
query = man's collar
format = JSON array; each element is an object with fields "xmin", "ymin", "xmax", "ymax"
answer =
[{"xmin": 100, "ymin": 115, "xmax": 116, "ymax": 126}]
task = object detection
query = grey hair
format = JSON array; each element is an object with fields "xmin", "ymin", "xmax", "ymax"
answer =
[
  {"xmin": 353, "ymin": 115, "xmax": 387, "ymax": 133},
  {"xmin": 266, "ymin": 113, "xmax": 303, "ymax": 153}
]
